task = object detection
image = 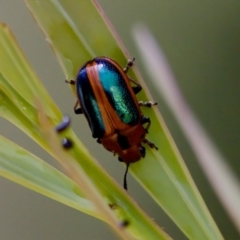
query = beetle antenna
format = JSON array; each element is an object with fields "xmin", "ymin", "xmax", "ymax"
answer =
[{"xmin": 123, "ymin": 163, "xmax": 130, "ymax": 190}]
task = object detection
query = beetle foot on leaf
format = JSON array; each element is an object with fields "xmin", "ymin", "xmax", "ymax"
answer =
[
  {"xmin": 123, "ymin": 57, "xmax": 135, "ymax": 73},
  {"xmin": 138, "ymin": 101, "xmax": 157, "ymax": 108},
  {"xmin": 65, "ymin": 79, "xmax": 75, "ymax": 85},
  {"xmin": 143, "ymin": 139, "xmax": 158, "ymax": 150},
  {"xmin": 141, "ymin": 116, "xmax": 151, "ymax": 133}
]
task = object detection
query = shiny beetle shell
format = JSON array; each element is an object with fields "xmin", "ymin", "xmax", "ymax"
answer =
[{"xmin": 76, "ymin": 57, "xmax": 148, "ymax": 163}]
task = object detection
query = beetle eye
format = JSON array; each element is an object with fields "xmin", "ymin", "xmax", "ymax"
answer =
[
  {"xmin": 139, "ymin": 146, "xmax": 146, "ymax": 158},
  {"xmin": 118, "ymin": 157, "xmax": 124, "ymax": 162}
]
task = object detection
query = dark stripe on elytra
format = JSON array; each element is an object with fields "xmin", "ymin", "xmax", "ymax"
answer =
[{"xmin": 76, "ymin": 64, "xmax": 106, "ymax": 138}]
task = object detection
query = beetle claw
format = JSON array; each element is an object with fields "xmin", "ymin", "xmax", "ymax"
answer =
[{"xmin": 65, "ymin": 79, "xmax": 75, "ymax": 85}]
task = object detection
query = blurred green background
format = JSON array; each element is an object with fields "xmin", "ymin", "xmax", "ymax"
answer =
[{"xmin": 0, "ymin": 1, "xmax": 240, "ymax": 239}]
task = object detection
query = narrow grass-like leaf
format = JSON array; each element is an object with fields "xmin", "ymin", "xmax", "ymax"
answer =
[
  {"xmin": 0, "ymin": 135, "xmax": 97, "ymax": 217},
  {"xmin": 0, "ymin": 23, "xmax": 170, "ymax": 239},
  {"xmin": 23, "ymin": 0, "xmax": 224, "ymax": 239},
  {"xmin": 0, "ymin": 24, "xmax": 60, "ymax": 120}
]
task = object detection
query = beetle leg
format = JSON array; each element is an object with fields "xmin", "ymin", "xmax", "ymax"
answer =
[
  {"xmin": 123, "ymin": 58, "xmax": 142, "ymax": 94},
  {"xmin": 66, "ymin": 80, "xmax": 83, "ymax": 114},
  {"xmin": 141, "ymin": 116, "xmax": 151, "ymax": 133},
  {"xmin": 139, "ymin": 101, "xmax": 157, "ymax": 108},
  {"xmin": 73, "ymin": 100, "xmax": 83, "ymax": 114},
  {"xmin": 65, "ymin": 79, "xmax": 75, "ymax": 85},
  {"xmin": 118, "ymin": 157, "xmax": 124, "ymax": 162},
  {"xmin": 143, "ymin": 139, "xmax": 158, "ymax": 150},
  {"xmin": 123, "ymin": 58, "xmax": 135, "ymax": 73},
  {"xmin": 139, "ymin": 146, "xmax": 146, "ymax": 158},
  {"xmin": 129, "ymin": 77, "xmax": 142, "ymax": 94}
]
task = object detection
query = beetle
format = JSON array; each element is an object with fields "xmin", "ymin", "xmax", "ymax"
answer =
[{"xmin": 64, "ymin": 57, "xmax": 157, "ymax": 189}]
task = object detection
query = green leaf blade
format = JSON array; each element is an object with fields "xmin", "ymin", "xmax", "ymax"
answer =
[
  {"xmin": 0, "ymin": 23, "xmax": 61, "ymax": 121},
  {"xmin": 25, "ymin": 0, "xmax": 126, "ymax": 78},
  {"xmin": 0, "ymin": 135, "xmax": 96, "ymax": 217}
]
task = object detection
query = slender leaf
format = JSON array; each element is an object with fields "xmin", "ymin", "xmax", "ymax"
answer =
[{"xmin": 0, "ymin": 135, "xmax": 98, "ymax": 217}]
